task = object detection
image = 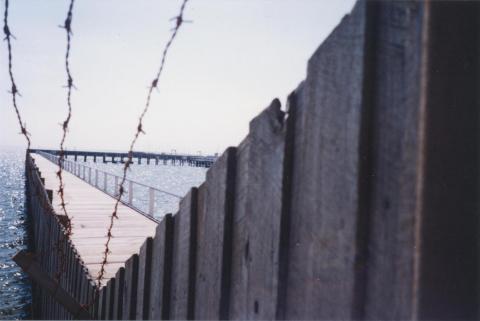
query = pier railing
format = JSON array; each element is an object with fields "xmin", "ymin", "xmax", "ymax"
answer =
[{"xmin": 37, "ymin": 151, "xmax": 182, "ymax": 220}]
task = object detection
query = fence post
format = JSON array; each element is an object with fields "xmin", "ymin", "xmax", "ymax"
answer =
[
  {"xmin": 104, "ymin": 173, "xmax": 108, "ymax": 191},
  {"xmin": 88, "ymin": 168, "xmax": 92, "ymax": 184},
  {"xmin": 148, "ymin": 188, "xmax": 155, "ymax": 217},
  {"xmin": 115, "ymin": 177, "xmax": 119, "ymax": 196},
  {"xmin": 128, "ymin": 181, "xmax": 133, "ymax": 205},
  {"xmin": 95, "ymin": 169, "xmax": 99, "ymax": 187}
]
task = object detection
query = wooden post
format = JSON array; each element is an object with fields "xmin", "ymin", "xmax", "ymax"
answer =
[
  {"xmin": 229, "ymin": 99, "xmax": 286, "ymax": 320},
  {"xmin": 13, "ymin": 251, "xmax": 92, "ymax": 319},
  {"xmin": 148, "ymin": 214, "xmax": 174, "ymax": 320},
  {"xmin": 136, "ymin": 237, "xmax": 153, "ymax": 320},
  {"xmin": 368, "ymin": 2, "xmax": 480, "ymax": 319},
  {"xmin": 277, "ymin": 2, "xmax": 371, "ymax": 319},
  {"xmin": 105, "ymin": 278, "xmax": 116, "ymax": 320},
  {"xmin": 112, "ymin": 267, "xmax": 125, "ymax": 320},
  {"xmin": 100, "ymin": 287, "xmax": 107, "ymax": 320},
  {"xmin": 122, "ymin": 254, "xmax": 139, "ymax": 320},
  {"xmin": 169, "ymin": 190, "xmax": 197, "ymax": 320},
  {"xmin": 194, "ymin": 148, "xmax": 236, "ymax": 319}
]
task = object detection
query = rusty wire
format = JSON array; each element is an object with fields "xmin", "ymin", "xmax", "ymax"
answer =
[
  {"xmin": 96, "ymin": 0, "xmax": 191, "ymax": 286},
  {"xmin": 54, "ymin": 0, "xmax": 76, "ymax": 281},
  {"xmin": 3, "ymin": 0, "xmax": 31, "ymax": 149}
]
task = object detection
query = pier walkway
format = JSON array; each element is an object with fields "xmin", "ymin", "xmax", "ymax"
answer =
[{"xmin": 31, "ymin": 153, "xmax": 157, "ymax": 284}]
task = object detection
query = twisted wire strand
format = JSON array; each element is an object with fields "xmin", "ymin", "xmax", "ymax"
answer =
[
  {"xmin": 3, "ymin": 0, "xmax": 31, "ymax": 149},
  {"xmin": 96, "ymin": 0, "xmax": 190, "ymax": 287},
  {"xmin": 54, "ymin": 0, "xmax": 76, "ymax": 281}
]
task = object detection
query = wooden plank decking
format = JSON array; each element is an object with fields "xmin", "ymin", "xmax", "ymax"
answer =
[{"xmin": 31, "ymin": 154, "xmax": 157, "ymax": 285}]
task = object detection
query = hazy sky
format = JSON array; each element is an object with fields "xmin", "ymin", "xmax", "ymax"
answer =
[{"xmin": 1, "ymin": 0, "xmax": 355, "ymax": 155}]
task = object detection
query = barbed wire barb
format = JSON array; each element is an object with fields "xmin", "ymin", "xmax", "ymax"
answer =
[{"xmin": 96, "ymin": 0, "xmax": 191, "ymax": 287}]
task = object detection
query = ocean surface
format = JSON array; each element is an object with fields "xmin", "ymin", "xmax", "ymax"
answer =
[
  {"xmin": 0, "ymin": 150, "xmax": 31, "ymax": 320},
  {"xmin": 0, "ymin": 149, "xmax": 207, "ymax": 319}
]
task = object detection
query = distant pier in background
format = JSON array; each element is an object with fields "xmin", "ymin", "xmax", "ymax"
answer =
[{"xmin": 29, "ymin": 149, "xmax": 218, "ymax": 168}]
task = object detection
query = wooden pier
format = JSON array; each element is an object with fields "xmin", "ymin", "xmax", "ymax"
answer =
[
  {"xmin": 25, "ymin": 152, "xmax": 158, "ymax": 318},
  {"xmin": 22, "ymin": 1, "xmax": 480, "ymax": 320},
  {"xmin": 31, "ymin": 154, "xmax": 157, "ymax": 280},
  {"xmin": 29, "ymin": 149, "xmax": 217, "ymax": 168}
]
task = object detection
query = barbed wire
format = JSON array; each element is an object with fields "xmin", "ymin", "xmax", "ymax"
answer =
[
  {"xmin": 5, "ymin": 0, "xmax": 192, "ymax": 310},
  {"xmin": 54, "ymin": 0, "xmax": 75, "ymax": 281},
  {"xmin": 3, "ymin": 0, "xmax": 31, "ymax": 150},
  {"xmin": 3, "ymin": 0, "xmax": 77, "ymax": 303},
  {"xmin": 96, "ymin": 0, "xmax": 191, "ymax": 287}
]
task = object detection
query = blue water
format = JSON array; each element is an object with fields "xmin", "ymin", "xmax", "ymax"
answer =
[
  {"xmin": 0, "ymin": 149, "xmax": 207, "ymax": 319},
  {"xmin": 0, "ymin": 150, "xmax": 31, "ymax": 320}
]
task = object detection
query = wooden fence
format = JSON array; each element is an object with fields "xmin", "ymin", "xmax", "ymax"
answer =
[
  {"xmin": 25, "ymin": 155, "xmax": 97, "ymax": 319},
  {"xmin": 25, "ymin": 1, "xmax": 480, "ymax": 319}
]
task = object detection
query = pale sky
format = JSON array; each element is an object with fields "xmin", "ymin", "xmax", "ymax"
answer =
[{"xmin": 1, "ymin": 0, "xmax": 355, "ymax": 155}]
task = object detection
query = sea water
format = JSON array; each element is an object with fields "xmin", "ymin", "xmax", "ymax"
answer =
[{"xmin": 0, "ymin": 150, "xmax": 31, "ymax": 320}]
